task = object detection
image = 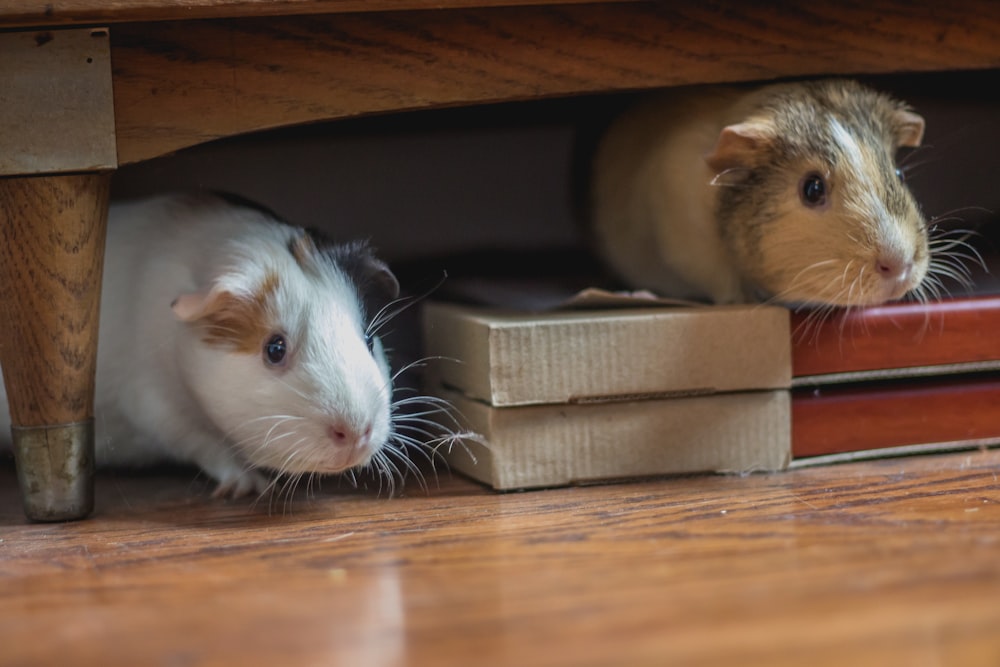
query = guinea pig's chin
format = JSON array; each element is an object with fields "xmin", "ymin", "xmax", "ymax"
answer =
[
  {"xmin": 783, "ymin": 283, "xmax": 914, "ymax": 308},
  {"xmin": 242, "ymin": 435, "xmax": 380, "ymax": 476},
  {"xmin": 314, "ymin": 445, "xmax": 378, "ymax": 474},
  {"xmin": 766, "ymin": 264, "xmax": 926, "ymax": 308}
]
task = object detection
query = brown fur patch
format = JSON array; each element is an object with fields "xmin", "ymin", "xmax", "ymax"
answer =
[{"xmin": 196, "ymin": 272, "xmax": 280, "ymax": 354}]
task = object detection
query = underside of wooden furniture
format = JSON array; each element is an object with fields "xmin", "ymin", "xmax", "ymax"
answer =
[
  {"xmin": 0, "ymin": 0, "xmax": 998, "ymax": 521},
  {"xmin": 110, "ymin": 0, "xmax": 1000, "ymax": 165}
]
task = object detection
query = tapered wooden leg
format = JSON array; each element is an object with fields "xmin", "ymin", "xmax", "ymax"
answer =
[{"xmin": 0, "ymin": 172, "xmax": 110, "ymax": 522}]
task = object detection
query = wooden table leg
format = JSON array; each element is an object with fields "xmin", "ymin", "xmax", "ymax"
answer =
[{"xmin": 0, "ymin": 173, "xmax": 110, "ymax": 522}]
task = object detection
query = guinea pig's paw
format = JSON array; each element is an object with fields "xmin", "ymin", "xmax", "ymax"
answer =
[{"xmin": 210, "ymin": 469, "xmax": 270, "ymax": 500}]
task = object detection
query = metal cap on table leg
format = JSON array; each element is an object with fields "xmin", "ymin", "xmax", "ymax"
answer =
[{"xmin": 11, "ymin": 420, "xmax": 95, "ymax": 522}]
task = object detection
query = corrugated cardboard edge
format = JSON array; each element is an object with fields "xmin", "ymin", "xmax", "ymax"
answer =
[
  {"xmin": 422, "ymin": 302, "xmax": 792, "ymax": 407},
  {"xmin": 439, "ymin": 387, "xmax": 791, "ymax": 490}
]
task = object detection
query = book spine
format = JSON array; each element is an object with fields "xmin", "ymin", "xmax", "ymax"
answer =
[
  {"xmin": 791, "ymin": 296, "xmax": 1000, "ymax": 378},
  {"xmin": 792, "ymin": 375, "xmax": 1000, "ymax": 457}
]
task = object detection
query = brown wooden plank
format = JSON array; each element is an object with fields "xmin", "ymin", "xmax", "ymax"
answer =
[
  {"xmin": 792, "ymin": 375, "xmax": 1000, "ymax": 457},
  {"xmin": 111, "ymin": 0, "xmax": 1000, "ymax": 164},
  {"xmin": 0, "ymin": 0, "xmax": 625, "ymax": 28},
  {"xmin": 3, "ymin": 450, "xmax": 1000, "ymax": 665},
  {"xmin": 791, "ymin": 296, "xmax": 1000, "ymax": 378}
]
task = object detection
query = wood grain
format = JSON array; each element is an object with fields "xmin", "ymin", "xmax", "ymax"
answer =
[
  {"xmin": 1, "ymin": 450, "xmax": 999, "ymax": 666},
  {"xmin": 111, "ymin": 0, "xmax": 1000, "ymax": 164},
  {"xmin": 792, "ymin": 296, "xmax": 1000, "ymax": 379},
  {"xmin": 0, "ymin": 0, "xmax": 625, "ymax": 28},
  {"xmin": 0, "ymin": 173, "xmax": 110, "ymax": 426},
  {"xmin": 792, "ymin": 375, "xmax": 1000, "ymax": 457}
]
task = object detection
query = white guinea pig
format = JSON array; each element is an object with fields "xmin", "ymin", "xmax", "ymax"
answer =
[
  {"xmin": 0, "ymin": 193, "xmax": 403, "ymax": 498},
  {"xmin": 590, "ymin": 79, "xmax": 941, "ymax": 307}
]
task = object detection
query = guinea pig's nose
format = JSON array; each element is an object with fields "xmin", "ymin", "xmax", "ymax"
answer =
[
  {"xmin": 326, "ymin": 421, "xmax": 373, "ymax": 448},
  {"xmin": 875, "ymin": 255, "xmax": 913, "ymax": 282}
]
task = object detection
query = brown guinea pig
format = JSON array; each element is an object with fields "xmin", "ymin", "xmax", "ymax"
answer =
[{"xmin": 589, "ymin": 79, "xmax": 940, "ymax": 307}]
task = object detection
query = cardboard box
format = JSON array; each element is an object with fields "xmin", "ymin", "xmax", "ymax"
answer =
[
  {"xmin": 442, "ymin": 387, "xmax": 790, "ymax": 490},
  {"xmin": 423, "ymin": 300, "xmax": 792, "ymax": 489},
  {"xmin": 423, "ymin": 301, "xmax": 791, "ymax": 406},
  {"xmin": 422, "ymin": 294, "xmax": 1000, "ymax": 490}
]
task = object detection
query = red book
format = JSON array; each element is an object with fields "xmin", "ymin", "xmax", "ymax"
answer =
[
  {"xmin": 791, "ymin": 296, "xmax": 1000, "ymax": 381},
  {"xmin": 792, "ymin": 375, "xmax": 1000, "ymax": 458},
  {"xmin": 790, "ymin": 296, "xmax": 1000, "ymax": 458}
]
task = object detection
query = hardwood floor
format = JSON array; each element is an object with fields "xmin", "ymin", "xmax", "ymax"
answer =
[{"xmin": 2, "ymin": 448, "xmax": 999, "ymax": 666}]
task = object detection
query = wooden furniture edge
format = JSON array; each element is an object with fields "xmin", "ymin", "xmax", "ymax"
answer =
[
  {"xmin": 0, "ymin": 0, "xmax": 630, "ymax": 28},
  {"xmin": 109, "ymin": 0, "xmax": 1000, "ymax": 164}
]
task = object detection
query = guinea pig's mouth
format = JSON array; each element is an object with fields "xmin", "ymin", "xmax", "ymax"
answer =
[
  {"xmin": 237, "ymin": 421, "xmax": 384, "ymax": 476},
  {"xmin": 259, "ymin": 445, "xmax": 378, "ymax": 476},
  {"xmin": 298, "ymin": 438, "xmax": 380, "ymax": 475},
  {"xmin": 767, "ymin": 255, "xmax": 928, "ymax": 308}
]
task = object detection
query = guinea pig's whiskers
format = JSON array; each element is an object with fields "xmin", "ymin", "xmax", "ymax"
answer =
[
  {"xmin": 269, "ymin": 472, "xmax": 300, "ymax": 514},
  {"xmin": 928, "ymin": 241, "xmax": 984, "ymax": 269},
  {"xmin": 389, "ymin": 432, "xmax": 436, "ymax": 467},
  {"xmin": 382, "ymin": 443, "xmax": 427, "ymax": 492},
  {"xmin": 897, "ymin": 143, "xmax": 934, "ymax": 169},
  {"xmin": 924, "ymin": 227, "xmax": 982, "ymax": 296},
  {"xmin": 928, "ymin": 206, "xmax": 993, "ymax": 225},
  {"xmin": 791, "ymin": 299, "xmax": 844, "ymax": 346},
  {"xmin": 274, "ymin": 437, "xmax": 311, "ymax": 482},
  {"xmin": 369, "ymin": 449, "xmax": 401, "ymax": 497},
  {"xmin": 787, "ymin": 259, "xmax": 839, "ymax": 295},
  {"xmin": 918, "ymin": 274, "xmax": 946, "ymax": 301},
  {"xmin": 928, "ymin": 230, "xmax": 985, "ymax": 276},
  {"xmin": 896, "ymin": 157, "xmax": 937, "ymax": 177},
  {"xmin": 381, "ymin": 382, "xmax": 482, "ymax": 492},
  {"xmin": 926, "ymin": 261, "xmax": 973, "ymax": 292},
  {"xmin": 846, "ymin": 263, "xmax": 867, "ymax": 309},
  {"xmin": 367, "ymin": 273, "xmax": 448, "ymax": 340},
  {"xmin": 366, "ymin": 298, "xmax": 410, "ymax": 338},
  {"xmin": 305, "ymin": 471, "xmax": 321, "ymax": 502},
  {"xmin": 272, "ymin": 376, "xmax": 313, "ymax": 403},
  {"xmin": 388, "ymin": 356, "xmax": 461, "ymax": 389},
  {"xmin": 227, "ymin": 415, "xmax": 306, "ymax": 456}
]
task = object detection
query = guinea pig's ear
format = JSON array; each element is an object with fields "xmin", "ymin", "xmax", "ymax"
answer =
[
  {"xmin": 363, "ymin": 256, "xmax": 400, "ymax": 304},
  {"xmin": 171, "ymin": 290, "xmax": 214, "ymax": 322},
  {"xmin": 335, "ymin": 241, "xmax": 400, "ymax": 305},
  {"xmin": 171, "ymin": 287, "xmax": 273, "ymax": 354},
  {"xmin": 892, "ymin": 109, "xmax": 925, "ymax": 148},
  {"xmin": 705, "ymin": 120, "xmax": 775, "ymax": 173}
]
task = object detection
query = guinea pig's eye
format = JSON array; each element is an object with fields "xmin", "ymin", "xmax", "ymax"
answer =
[
  {"xmin": 895, "ymin": 167, "xmax": 906, "ymax": 183},
  {"xmin": 263, "ymin": 334, "xmax": 288, "ymax": 366},
  {"xmin": 364, "ymin": 333, "xmax": 375, "ymax": 354},
  {"xmin": 799, "ymin": 173, "xmax": 827, "ymax": 207}
]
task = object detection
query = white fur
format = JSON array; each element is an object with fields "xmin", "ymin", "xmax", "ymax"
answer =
[
  {"xmin": 0, "ymin": 194, "xmax": 392, "ymax": 495},
  {"xmin": 829, "ymin": 116, "xmax": 917, "ymax": 303}
]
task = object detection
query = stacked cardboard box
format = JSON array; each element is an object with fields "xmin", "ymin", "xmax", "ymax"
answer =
[
  {"xmin": 422, "ymin": 295, "xmax": 1000, "ymax": 490},
  {"xmin": 422, "ymin": 301, "xmax": 792, "ymax": 490}
]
